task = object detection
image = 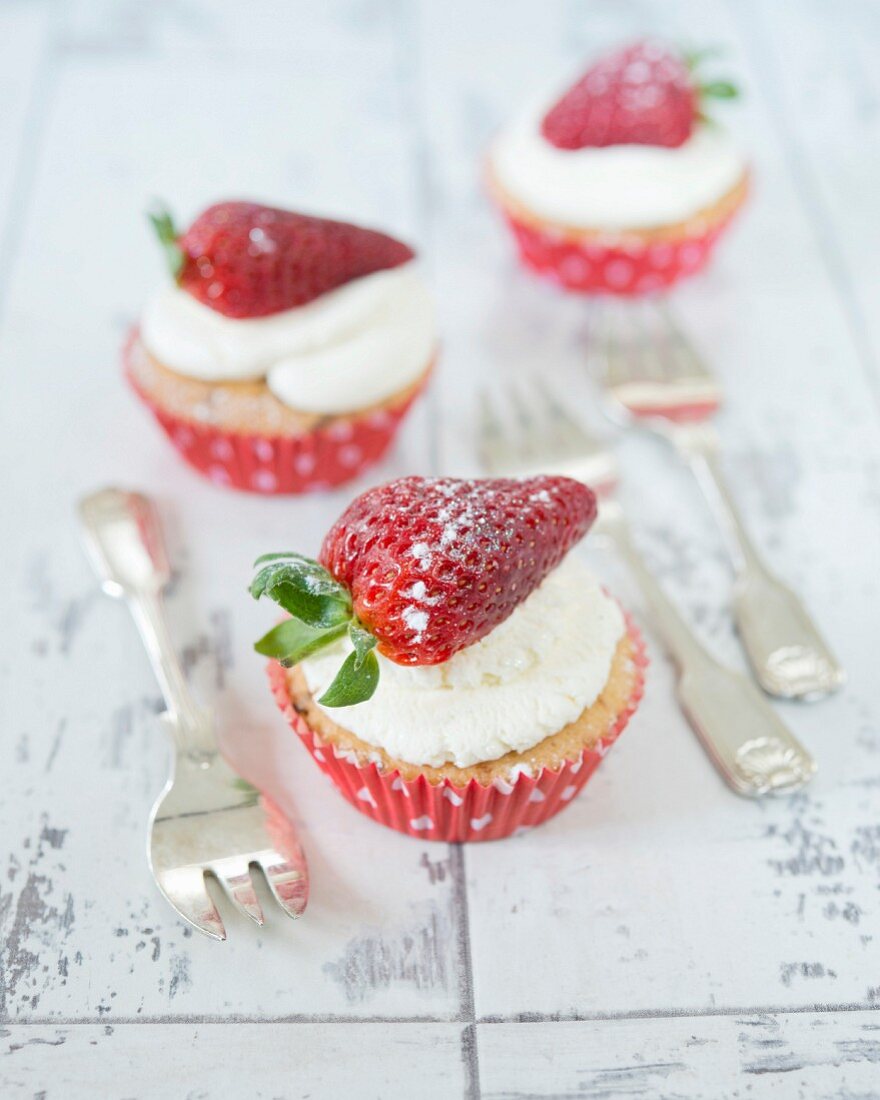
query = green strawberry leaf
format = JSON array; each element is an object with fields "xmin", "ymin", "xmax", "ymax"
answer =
[
  {"xmin": 148, "ymin": 205, "xmax": 184, "ymax": 280},
  {"xmin": 250, "ymin": 554, "xmax": 352, "ymax": 629},
  {"xmin": 254, "ymin": 617, "xmax": 348, "ymax": 667},
  {"xmin": 318, "ymin": 649, "xmax": 380, "ymax": 708},
  {"xmin": 700, "ymin": 80, "xmax": 739, "ymax": 99},
  {"xmin": 349, "ymin": 620, "xmax": 377, "ymax": 669},
  {"xmin": 253, "ymin": 552, "xmax": 303, "ymax": 566}
]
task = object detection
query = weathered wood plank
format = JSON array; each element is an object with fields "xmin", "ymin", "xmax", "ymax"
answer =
[
  {"xmin": 478, "ymin": 1011, "xmax": 880, "ymax": 1100},
  {"xmin": 0, "ymin": 1021, "xmax": 468, "ymax": 1099},
  {"xmin": 734, "ymin": 0, "xmax": 880, "ymax": 403},
  {"xmin": 0, "ymin": 2, "xmax": 54, "ymax": 293}
]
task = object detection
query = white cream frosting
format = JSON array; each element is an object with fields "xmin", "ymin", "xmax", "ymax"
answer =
[
  {"xmin": 300, "ymin": 556, "xmax": 626, "ymax": 769},
  {"xmin": 490, "ymin": 93, "xmax": 746, "ymax": 230},
  {"xmin": 140, "ymin": 263, "xmax": 435, "ymax": 415}
]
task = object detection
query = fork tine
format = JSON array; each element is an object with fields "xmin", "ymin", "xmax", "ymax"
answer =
[
  {"xmin": 506, "ymin": 378, "xmax": 555, "ymax": 457},
  {"xmin": 477, "ymin": 389, "xmax": 518, "ymax": 473},
  {"xmin": 479, "ymin": 371, "xmax": 620, "ymax": 492},
  {"xmin": 213, "ymin": 861, "xmax": 265, "ymax": 926},
  {"xmin": 630, "ymin": 301, "xmax": 669, "ymax": 381},
  {"xmin": 520, "ymin": 374, "xmax": 599, "ymax": 449},
  {"xmin": 257, "ymin": 850, "xmax": 309, "ymax": 920},
  {"xmin": 652, "ymin": 299, "xmax": 713, "ymax": 380},
  {"xmin": 596, "ymin": 299, "xmax": 715, "ymax": 417},
  {"xmin": 524, "ymin": 373, "xmax": 620, "ymax": 491},
  {"xmin": 593, "ymin": 303, "xmax": 632, "ymax": 388},
  {"xmin": 156, "ymin": 866, "xmax": 227, "ymax": 941}
]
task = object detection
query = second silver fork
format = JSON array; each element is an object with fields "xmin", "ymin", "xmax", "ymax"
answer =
[
  {"xmin": 595, "ymin": 300, "xmax": 844, "ymax": 701},
  {"xmin": 478, "ymin": 380, "xmax": 816, "ymax": 798}
]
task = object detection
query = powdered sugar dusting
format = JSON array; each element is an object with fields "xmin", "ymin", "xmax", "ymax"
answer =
[
  {"xmin": 320, "ymin": 474, "xmax": 596, "ymax": 665},
  {"xmin": 401, "ymin": 605, "xmax": 429, "ymax": 639},
  {"xmin": 406, "ymin": 580, "xmax": 441, "ymax": 606},
  {"xmin": 410, "ymin": 542, "xmax": 433, "ymax": 568}
]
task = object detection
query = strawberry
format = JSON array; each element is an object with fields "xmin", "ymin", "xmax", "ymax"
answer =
[
  {"xmin": 251, "ymin": 476, "xmax": 597, "ymax": 706},
  {"xmin": 541, "ymin": 40, "xmax": 738, "ymax": 151},
  {"xmin": 149, "ymin": 201, "xmax": 414, "ymax": 319}
]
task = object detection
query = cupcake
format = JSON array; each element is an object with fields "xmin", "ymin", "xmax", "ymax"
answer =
[
  {"xmin": 487, "ymin": 40, "xmax": 747, "ymax": 295},
  {"xmin": 126, "ymin": 201, "xmax": 436, "ymax": 493},
  {"xmin": 255, "ymin": 475, "xmax": 646, "ymax": 842}
]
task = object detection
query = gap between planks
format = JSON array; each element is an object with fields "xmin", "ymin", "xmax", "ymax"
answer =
[{"xmin": 4, "ymin": 1001, "xmax": 879, "ymax": 1028}]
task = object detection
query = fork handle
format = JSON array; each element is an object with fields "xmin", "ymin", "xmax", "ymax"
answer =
[
  {"xmin": 602, "ymin": 510, "xmax": 816, "ymax": 797},
  {"xmin": 680, "ymin": 434, "xmax": 845, "ymax": 700},
  {"xmin": 127, "ymin": 589, "xmax": 209, "ymax": 745},
  {"xmin": 78, "ymin": 488, "xmax": 212, "ymax": 751}
]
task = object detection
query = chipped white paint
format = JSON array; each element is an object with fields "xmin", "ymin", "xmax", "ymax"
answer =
[
  {"xmin": 0, "ymin": 1023, "xmax": 467, "ymax": 1098},
  {"xmin": 478, "ymin": 1013, "xmax": 880, "ymax": 1098},
  {"xmin": 1, "ymin": 0, "xmax": 879, "ymax": 1096}
]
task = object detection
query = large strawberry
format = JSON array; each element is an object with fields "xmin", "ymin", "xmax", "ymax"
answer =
[
  {"xmin": 149, "ymin": 201, "xmax": 414, "ymax": 319},
  {"xmin": 251, "ymin": 476, "xmax": 597, "ymax": 706},
  {"xmin": 541, "ymin": 41, "xmax": 738, "ymax": 150}
]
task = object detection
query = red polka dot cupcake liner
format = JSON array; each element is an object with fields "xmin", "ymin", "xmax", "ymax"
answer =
[
  {"xmin": 502, "ymin": 208, "xmax": 741, "ymax": 296},
  {"xmin": 267, "ymin": 618, "xmax": 646, "ymax": 843},
  {"xmin": 125, "ymin": 351, "xmax": 427, "ymax": 496}
]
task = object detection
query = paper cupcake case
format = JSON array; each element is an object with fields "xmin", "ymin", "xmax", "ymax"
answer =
[
  {"xmin": 267, "ymin": 620, "xmax": 646, "ymax": 843},
  {"xmin": 503, "ymin": 209, "xmax": 740, "ymax": 296},
  {"xmin": 126, "ymin": 356, "xmax": 424, "ymax": 496}
]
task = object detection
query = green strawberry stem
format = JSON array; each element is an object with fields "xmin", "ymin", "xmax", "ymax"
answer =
[
  {"xmin": 148, "ymin": 205, "xmax": 185, "ymax": 281},
  {"xmin": 682, "ymin": 46, "xmax": 740, "ymax": 124},
  {"xmin": 251, "ymin": 553, "xmax": 379, "ymax": 707}
]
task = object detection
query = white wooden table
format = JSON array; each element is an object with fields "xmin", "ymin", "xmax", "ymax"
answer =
[{"xmin": 2, "ymin": 2, "xmax": 879, "ymax": 1096}]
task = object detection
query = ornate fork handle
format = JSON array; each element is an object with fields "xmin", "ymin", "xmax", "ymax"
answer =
[
  {"xmin": 597, "ymin": 501, "xmax": 816, "ymax": 797},
  {"xmin": 78, "ymin": 488, "xmax": 214, "ymax": 757},
  {"xmin": 673, "ymin": 425, "xmax": 845, "ymax": 700}
]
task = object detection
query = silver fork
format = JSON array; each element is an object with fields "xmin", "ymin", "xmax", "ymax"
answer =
[
  {"xmin": 478, "ymin": 380, "xmax": 816, "ymax": 797},
  {"xmin": 78, "ymin": 488, "xmax": 308, "ymax": 940},
  {"xmin": 595, "ymin": 300, "xmax": 844, "ymax": 701}
]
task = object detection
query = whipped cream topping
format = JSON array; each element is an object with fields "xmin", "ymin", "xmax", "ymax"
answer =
[
  {"xmin": 140, "ymin": 263, "xmax": 435, "ymax": 415},
  {"xmin": 490, "ymin": 93, "xmax": 746, "ymax": 230},
  {"xmin": 300, "ymin": 556, "xmax": 626, "ymax": 769}
]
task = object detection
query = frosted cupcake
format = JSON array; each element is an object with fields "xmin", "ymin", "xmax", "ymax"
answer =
[
  {"xmin": 255, "ymin": 475, "xmax": 646, "ymax": 842},
  {"xmin": 126, "ymin": 201, "xmax": 435, "ymax": 493},
  {"xmin": 488, "ymin": 41, "xmax": 747, "ymax": 295}
]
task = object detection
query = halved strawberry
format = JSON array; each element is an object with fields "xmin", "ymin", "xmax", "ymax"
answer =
[
  {"xmin": 541, "ymin": 40, "xmax": 738, "ymax": 150},
  {"xmin": 251, "ymin": 476, "xmax": 597, "ymax": 706},
  {"xmin": 149, "ymin": 201, "xmax": 414, "ymax": 319}
]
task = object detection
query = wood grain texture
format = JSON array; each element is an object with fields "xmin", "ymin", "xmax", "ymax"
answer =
[
  {"xmin": 1, "ymin": 0, "xmax": 878, "ymax": 1096},
  {"xmin": 0, "ymin": 1022, "xmax": 468, "ymax": 1099},
  {"xmin": 478, "ymin": 1012, "xmax": 880, "ymax": 1099}
]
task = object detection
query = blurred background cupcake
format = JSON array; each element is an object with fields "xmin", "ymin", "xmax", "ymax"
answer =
[
  {"xmin": 487, "ymin": 40, "xmax": 747, "ymax": 296},
  {"xmin": 126, "ymin": 200, "xmax": 436, "ymax": 493}
]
